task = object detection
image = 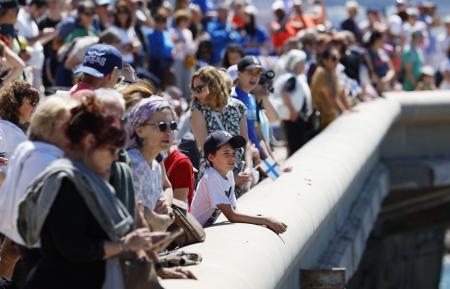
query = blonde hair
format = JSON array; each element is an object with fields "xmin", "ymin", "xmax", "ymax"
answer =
[
  {"xmin": 119, "ymin": 79, "xmax": 155, "ymax": 111},
  {"xmin": 191, "ymin": 66, "xmax": 229, "ymax": 109},
  {"xmin": 28, "ymin": 96, "xmax": 77, "ymax": 141}
]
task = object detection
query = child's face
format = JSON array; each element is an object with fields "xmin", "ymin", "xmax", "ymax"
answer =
[{"xmin": 208, "ymin": 143, "xmax": 236, "ymax": 175}]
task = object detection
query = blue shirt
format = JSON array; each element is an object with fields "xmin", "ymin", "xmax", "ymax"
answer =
[
  {"xmin": 232, "ymin": 86, "xmax": 262, "ymax": 153},
  {"xmin": 206, "ymin": 18, "xmax": 240, "ymax": 64},
  {"xmin": 146, "ymin": 29, "xmax": 174, "ymax": 60},
  {"xmin": 241, "ymin": 27, "xmax": 268, "ymax": 56}
]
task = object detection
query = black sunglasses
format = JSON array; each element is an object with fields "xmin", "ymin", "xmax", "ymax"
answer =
[
  {"xmin": 191, "ymin": 83, "xmax": 207, "ymax": 93},
  {"xmin": 143, "ymin": 121, "xmax": 178, "ymax": 132},
  {"xmin": 330, "ymin": 55, "xmax": 340, "ymax": 62}
]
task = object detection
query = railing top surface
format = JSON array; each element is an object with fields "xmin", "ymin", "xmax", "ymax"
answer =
[{"xmin": 161, "ymin": 91, "xmax": 449, "ymax": 289}]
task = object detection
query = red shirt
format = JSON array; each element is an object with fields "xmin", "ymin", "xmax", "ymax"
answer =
[
  {"xmin": 69, "ymin": 82, "xmax": 94, "ymax": 99},
  {"xmin": 164, "ymin": 149, "xmax": 195, "ymax": 209}
]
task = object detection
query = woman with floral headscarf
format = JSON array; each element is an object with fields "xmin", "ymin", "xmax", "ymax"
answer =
[{"xmin": 126, "ymin": 96, "xmax": 177, "ymax": 231}]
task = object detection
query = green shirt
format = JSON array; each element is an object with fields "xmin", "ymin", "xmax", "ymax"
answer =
[{"xmin": 401, "ymin": 45, "xmax": 424, "ymax": 91}]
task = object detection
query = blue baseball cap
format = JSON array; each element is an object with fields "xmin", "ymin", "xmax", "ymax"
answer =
[{"xmin": 74, "ymin": 44, "xmax": 123, "ymax": 78}]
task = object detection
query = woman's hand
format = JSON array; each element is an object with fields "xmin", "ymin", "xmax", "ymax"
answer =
[
  {"xmin": 263, "ymin": 217, "xmax": 288, "ymax": 234},
  {"xmin": 154, "ymin": 197, "xmax": 172, "ymax": 216},
  {"xmin": 122, "ymin": 228, "xmax": 161, "ymax": 252},
  {"xmin": 0, "ymin": 157, "xmax": 8, "ymax": 166},
  {"xmin": 158, "ymin": 267, "xmax": 197, "ymax": 280}
]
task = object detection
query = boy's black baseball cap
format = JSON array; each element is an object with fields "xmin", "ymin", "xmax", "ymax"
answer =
[
  {"xmin": 237, "ymin": 56, "xmax": 263, "ymax": 71},
  {"xmin": 204, "ymin": 131, "xmax": 246, "ymax": 157}
]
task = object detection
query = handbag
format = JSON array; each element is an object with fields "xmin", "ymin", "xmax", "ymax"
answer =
[
  {"xmin": 184, "ymin": 54, "xmax": 197, "ymax": 69},
  {"xmin": 306, "ymin": 109, "xmax": 320, "ymax": 133},
  {"xmin": 167, "ymin": 200, "xmax": 205, "ymax": 248},
  {"xmin": 120, "ymin": 250, "xmax": 164, "ymax": 289}
]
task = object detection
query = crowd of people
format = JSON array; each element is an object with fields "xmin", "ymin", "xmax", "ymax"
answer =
[{"xmin": 0, "ymin": 0, "xmax": 449, "ymax": 287}]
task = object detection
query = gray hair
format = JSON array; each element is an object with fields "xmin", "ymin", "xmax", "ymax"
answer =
[{"xmin": 95, "ymin": 88, "xmax": 126, "ymax": 111}]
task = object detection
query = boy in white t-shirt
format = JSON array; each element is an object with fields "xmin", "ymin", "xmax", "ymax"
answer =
[{"xmin": 191, "ymin": 131, "xmax": 287, "ymax": 234}]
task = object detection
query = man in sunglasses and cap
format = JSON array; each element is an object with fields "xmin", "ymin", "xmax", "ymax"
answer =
[{"xmin": 69, "ymin": 43, "xmax": 122, "ymax": 97}]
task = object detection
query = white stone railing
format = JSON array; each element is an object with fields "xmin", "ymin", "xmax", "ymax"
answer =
[{"xmin": 161, "ymin": 90, "xmax": 450, "ymax": 289}]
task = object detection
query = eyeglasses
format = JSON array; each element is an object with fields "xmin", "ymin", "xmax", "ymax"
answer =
[
  {"xmin": 142, "ymin": 121, "xmax": 178, "ymax": 132},
  {"xmin": 330, "ymin": 55, "xmax": 340, "ymax": 62},
  {"xmin": 117, "ymin": 8, "xmax": 130, "ymax": 14},
  {"xmin": 82, "ymin": 11, "xmax": 95, "ymax": 16},
  {"xmin": 191, "ymin": 83, "xmax": 207, "ymax": 93}
]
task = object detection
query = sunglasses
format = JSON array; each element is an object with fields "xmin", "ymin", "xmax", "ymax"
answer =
[
  {"xmin": 82, "ymin": 11, "xmax": 95, "ymax": 16},
  {"xmin": 143, "ymin": 121, "xmax": 178, "ymax": 132},
  {"xmin": 117, "ymin": 8, "xmax": 130, "ymax": 14},
  {"xmin": 155, "ymin": 17, "xmax": 167, "ymax": 23},
  {"xmin": 191, "ymin": 83, "xmax": 207, "ymax": 93},
  {"xmin": 329, "ymin": 55, "xmax": 340, "ymax": 62}
]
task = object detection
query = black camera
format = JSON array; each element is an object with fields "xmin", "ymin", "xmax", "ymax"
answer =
[{"xmin": 258, "ymin": 70, "xmax": 275, "ymax": 92}]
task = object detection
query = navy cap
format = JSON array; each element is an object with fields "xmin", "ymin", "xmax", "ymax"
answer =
[
  {"xmin": 204, "ymin": 130, "xmax": 246, "ymax": 157},
  {"xmin": 74, "ymin": 44, "xmax": 123, "ymax": 78},
  {"xmin": 237, "ymin": 56, "xmax": 263, "ymax": 71}
]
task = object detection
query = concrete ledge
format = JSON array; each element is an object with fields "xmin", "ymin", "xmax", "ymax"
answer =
[
  {"xmin": 161, "ymin": 97, "xmax": 401, "ymax": 289},
  {"xmin": 382, "ymin": 90, "xmax": 450, "ymax": 159}
]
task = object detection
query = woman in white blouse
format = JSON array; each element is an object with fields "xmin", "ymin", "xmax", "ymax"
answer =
[{"xmin": 0, "ymin": 81, "xmax": 40, "ymax": 186}]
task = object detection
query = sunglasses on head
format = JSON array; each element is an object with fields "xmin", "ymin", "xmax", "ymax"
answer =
[
  {"xmin": 191, "ymin": 83, "xmax": 207, "ymax": 93},
  {"xmin": 143, "ymin": 121, "xmax": 178, "ymax": 132}
]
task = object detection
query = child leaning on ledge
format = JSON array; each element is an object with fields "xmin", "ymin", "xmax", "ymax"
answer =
[{"xmin": 190, "ymin": 130, "xmax": 287, "ymax": 234}]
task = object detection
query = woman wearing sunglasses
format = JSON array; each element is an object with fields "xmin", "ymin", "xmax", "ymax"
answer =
[
  {"xmin": 126, "ymin": 96, "xmax": 177, "ymax": 232},
  {"xmin": 310, "ymin": 48, "xmax": 352, "ymax": 130},
  {"xmin": 0, "ymin": 81, "xmax": 39, "ymax": 186},
  {"xmin": 190, "ymin": 66, "xmax": 254, "ymax": 195}
]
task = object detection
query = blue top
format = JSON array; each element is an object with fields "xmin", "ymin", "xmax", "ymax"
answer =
[
  {"xmin": 191, "ymin": 0, "xmax": 215, "ymax": 13},
  {"xmin": 241, "ymin": 27, "xmax": 268, "ymax": 56},
  {"xmin": 146, "ymin": 29, "xmax": 174, "ymax": 60},
  {"xmin": 206, "ymin": 18, "xmax": 240, "ymax": 64},
  {"xmin": 231, "ymin": 86, "xmax": 262, "ymax": 153}
]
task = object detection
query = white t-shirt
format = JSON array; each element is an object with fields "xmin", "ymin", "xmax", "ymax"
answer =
[
  {"xmin": 191, "ymin": 167, "xmax": 236, "ymax": 226},
  {"xmin": 111, "ymin": 25, "xmax": 137, "ymax": 63},
  {"xmin": 0, "ymin": 141, "xmax": 64, "ymax": 245},
  {"xmin": 15, "ymin": 8, "xmax": 44, "ymax": 69},
  {"xmin": 0, "ymin": 119, "xmax": 27, "ymax": 175}
]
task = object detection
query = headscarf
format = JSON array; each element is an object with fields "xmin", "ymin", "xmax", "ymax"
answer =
[
  {"xmin": 126, "ymin": 96, "xmax": 173, "ymax": 149},
  {"xmin": 285, "ymin": 49, "xmax": 307, "ymax": 73}
]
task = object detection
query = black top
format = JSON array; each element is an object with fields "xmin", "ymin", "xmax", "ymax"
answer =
[
  {"xmin": 341, "ymin": 18, "xmax": 363, "ymax": 44},
  {"xmin": 23, "ymin": 178, "xmax": 107, "ymax": 289}
]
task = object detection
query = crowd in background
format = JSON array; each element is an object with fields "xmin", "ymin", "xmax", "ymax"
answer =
[{"xmin": 0, "ymin": 0, "xmax": 449, "ymax": 288}]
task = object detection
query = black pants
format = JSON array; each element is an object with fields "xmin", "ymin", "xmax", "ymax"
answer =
[{"xmin": 282, "ymin": 118, "xmax": 309, "ymax": 157}]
